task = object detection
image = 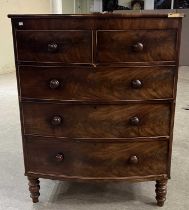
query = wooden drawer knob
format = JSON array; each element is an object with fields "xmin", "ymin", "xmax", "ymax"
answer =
[
  {"xmin": 130, "ymin": 116, "xmax": 140, "ymax": 126},
  {"xmin": 129, "ymin": 155, "xmax": 139, "ymax": 164},
  {"xmin": 133, "ymin": 42, "xmax": 143, "ymax": 52},
  {"xmin": 49, "ymin": 79, "xmax": 60, "ymax": 89},
  {"xmin": 48, "ymin": 43, "xmax": 58, "ymax": 52},
  {"xmin": 55, "ymin": 153, "xmax": 64, "ymax": 162},
  {"xmin": 131, "ymin": 79, "xmax": 142, "ymax": 89},
  {"xmin": 51, "ymin": 116, "xmax": 62, "ymax": 126}
]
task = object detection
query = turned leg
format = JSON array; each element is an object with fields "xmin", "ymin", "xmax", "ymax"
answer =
[
  {"xmin": 28, "ymin": 177, "xmax": 40, "ymax": 203},
  {"xmin": 155, "ymin": 179, "xmax": 168, "ymax": 207}
]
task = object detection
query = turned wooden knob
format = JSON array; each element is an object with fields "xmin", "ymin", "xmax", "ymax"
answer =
[
  {"xmin": 133, "ymin": 42, "xmax": 143, "ymax": 52},
  {"xmin": 131, "ymin": 79, "xmax": 142, "ymax": 89},
  {"xmin": 130, "ymin": 116, "xmax": 140, "ymax": 126},
  {"xmin": 129, "ymin": 155, "xmax": 139, "ymax": 164},
  {"xmin": 56, "ymin": 153, "xmax": 64, "ymax": 162},
  {"xmin": 51, "ymin": 116, "xmax": 62, "ymax": 126},
  {"xmin": 48, "ymin": 43, "xmax": 58, "ymax": 52},
  {"xmin": 49, "ymin": 79, "xmax": 60, "ymax": 89}
]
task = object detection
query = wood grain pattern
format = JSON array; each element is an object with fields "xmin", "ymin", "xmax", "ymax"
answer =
[
  {"xmin": 22, "ymin": 102, "xmax": 171, "ymax": 138},
  {"xmin": 96, "ymin": 30, "xmax": 177, "ymax": 63},
  {"xmin": 16, "ymin": 30, "xmax": 92, "ymax": 63},
  {"xmin": 19, "ymin": 65, "xmax": 175, "ymax": 100},
  {"xmin": 25, "ymin": 136, "xmax": 168, "ymax": 178},
  {"xmin": 10, "ymin": 15, "xmax": 180, "ymax": 31}
]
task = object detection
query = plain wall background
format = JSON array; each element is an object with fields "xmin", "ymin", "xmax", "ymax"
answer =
[
  {"xmin": 0, "ymin": 0, "xmax": 50, "ymax": 75},
  {"xmin": 62, "ymin": 0, "xmax": 75, "ymax": 13}
]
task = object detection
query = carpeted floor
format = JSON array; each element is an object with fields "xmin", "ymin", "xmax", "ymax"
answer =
[{"xmin": 0, "ymin": 67, "xmax": 188, "ymax": 210}]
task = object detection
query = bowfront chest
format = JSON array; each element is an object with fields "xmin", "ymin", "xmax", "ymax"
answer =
[{"xmin": 8, "ymin": 13, "xmax": 183, "ymax": 207}]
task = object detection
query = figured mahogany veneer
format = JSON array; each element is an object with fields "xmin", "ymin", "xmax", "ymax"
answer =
[
  {"xmin": 9, "ymin": 13, "xmax": 183, "ymax": 206},
  {"xmin": 96, "ymin": 30, "xmax": 177, "ymax": 63},
  {"xmin": 25, "ymin": 136, "xmax": 168, "ymax": 178},
  {"xmin": 22, "ymin": 102, "xmax": 171, "ymax": 138},
  {"xmin": 16, "ymin": 30, "xmax": 92, "ymax": 63},
  {"xmin": 19, "ymin": 66, "xmax": 175, "ymax": 100}
]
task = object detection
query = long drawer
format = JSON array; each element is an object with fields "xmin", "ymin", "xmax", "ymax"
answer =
[
  {"xmin": 25, "ymin": 136, "xmax": 168, "ymax": 178},
  {"xmin": 96, "ymin": 30, "xmax": 177, "ymax": 63},
  {"xmin": 16, "ymin": 30, "xmax": 92, "ymax": 63},
  {"xmin": 19, "ymin": 66, "xmax": 175, "ymax": 100},
  {"xmin": 22, "ymin": 103, "xmax": 171, "ymax": 138}
]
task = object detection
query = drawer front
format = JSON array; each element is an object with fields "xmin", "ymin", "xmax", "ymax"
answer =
[
  {"xmin": 16, "ymin": 30, "xmax": 92, "ymax": 63},
  {"xmin": 96, "ymin": 30, "xmax": 177, "ymax": 63},
  {"xmin": 22, "ymin": 103, "xmax": 170, "ymax": 138},
  {"xmin": 19, "ymin": 66, "xmax": 175, "ymax": 100},
  {"xmin": 25, "ymin": 136, "xmax": 168, "ymax": 178}
]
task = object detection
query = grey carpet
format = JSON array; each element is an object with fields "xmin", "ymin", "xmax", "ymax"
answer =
[{"xmin": 0, "ymin": 67, "xmax": 188, "ymax": 210}]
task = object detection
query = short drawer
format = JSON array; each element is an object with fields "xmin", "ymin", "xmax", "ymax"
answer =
[
  {"xmin": 25, "ymin": 136, "xmax": 168, "ymax": 178},
  {"xmin": 19, "ymin": 66, "xmax": 175, "ymax": 100},
  {"xmin": 16, "ymin": 30, "xmax": 92, "ymax": 63},
  {"xmin": 96, "ymin": 30, "xmax": 177, "ymax": 63},
  {"xmin": 22, "ymin": 103, "xmax": 171, "ymax": 138}
]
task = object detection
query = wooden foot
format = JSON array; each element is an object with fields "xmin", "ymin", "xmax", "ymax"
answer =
[
  {"xmin": 155, "ymin": 179, "xmax": 168, "ymax": 207},
  {"xmin": 28, "ymin": 177, "xmax": 40, "ymax": 203}
]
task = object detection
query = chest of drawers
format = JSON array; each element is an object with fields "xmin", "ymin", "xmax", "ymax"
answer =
[{"xmin": 8, "ymin": 13, "xmax": 183, "ymax": 207}]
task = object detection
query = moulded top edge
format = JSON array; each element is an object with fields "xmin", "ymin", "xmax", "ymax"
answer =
[{"xmin": 8, "ymin": 13, "xmax": 185, "ymax": 19}]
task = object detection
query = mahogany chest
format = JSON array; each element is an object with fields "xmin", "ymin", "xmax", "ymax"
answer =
[{"xmin": 8, "ymin": 13, "xmax": 183, "ymax": 206}]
